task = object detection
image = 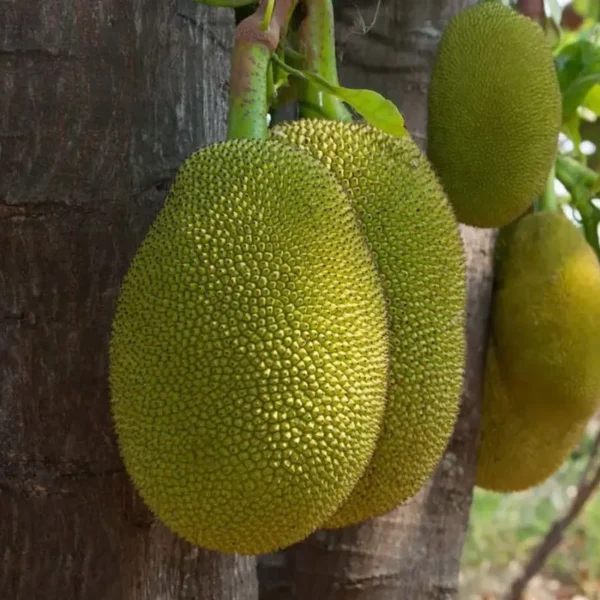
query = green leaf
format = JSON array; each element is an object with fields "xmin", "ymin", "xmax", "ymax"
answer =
[
  {"xmin": 556, "ymin": 41, "xmax": 600, "ymax": 87},
  {"xmin": 574, "ymin": 0, "xmax": 600, "ymax": 19},
  {"xmin": 564, "ymin": 73, "xmax": 600, "ymax": 117},
  {"xmin": 555, "ymin": 39, "xmax": 600, "ymax": 120},
  {"xmin": 564, "ymin": 115, "xmax": 583, "ymax": 151},
  {"xmin": 271, "ymin": 55, "xmax": 407, "ymax": 137},
  {"xmin": 583, "ymin": 83, "xmax": 600, "ymax": 114},
  {"xmin": 324, "ymin": 85, "xmax": 406, "ymax": 136}
]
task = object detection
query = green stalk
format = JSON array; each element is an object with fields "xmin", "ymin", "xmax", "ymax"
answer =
[
  {"xmin": 577, "ymin": 198, "xmax": 600, "ymax": 259},
  {"xmin": 228, "ymin": 42, "xmax": 271, "ymax": 139},
  {"xmin": 297, "ymin": 0, "xmax": 352, "ymax": 122},
  {"xmin": 227, "ymin": 0, "xmax": 298, "ymax": 139},
  {"xmin": 555, "ymin": 154, "xmax": 600, "ymax": 204},
  {"xmin": 537, "ymin": 163, "xmax": 559, "ymax": 213},
  {"xmin": 260, "ymin": 0, "xmax": 276, "ymax": 29},
  {"xmin": 555, "ymin": 154, "xmax": 600, "ymax": 257}
]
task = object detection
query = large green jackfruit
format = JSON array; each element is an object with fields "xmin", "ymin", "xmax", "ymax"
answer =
[
  {"xmin": 477, "ymin": 212, "xmax": 600, "ymax": 491},
  {"xmin": 110, "ymin": 138, "xmax": 390, "ymax": 554},
  {"xmin": 428, "ymin": 1, "xmax": 561, "ymax": 228},
  {"xmin": 272, "ymin": 119, "xmax": 466, "ymax": 528}
]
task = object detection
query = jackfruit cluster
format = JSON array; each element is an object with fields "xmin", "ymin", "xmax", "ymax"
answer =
[
  {"xmin": 428, "ymin": 0, "xmax": 561, "ymax": 228},
  {"xmin": 477, "ymin": 212, "xmax": 600, "ymax": 491},
  {"xmin": 110, "ymin": 121, "xmax": 467, "ymax": 554}
]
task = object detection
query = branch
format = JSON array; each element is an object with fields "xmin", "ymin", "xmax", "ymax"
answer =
[{"xmin": 505, "ymin": 428, "xmax": 600, "ymax": 600}]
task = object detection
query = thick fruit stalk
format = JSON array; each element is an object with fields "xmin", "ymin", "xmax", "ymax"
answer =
[
  {"xmin": 228, "ymin": 0, "xmax": 298, "ymax": 139},
  {"xmin": 296, "ymin": 0, "xmax": 352, "ymax": 122}
]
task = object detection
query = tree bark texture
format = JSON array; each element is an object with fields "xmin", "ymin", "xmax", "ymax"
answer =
[
  {"xmin": 1, "ymin": 1, "xmax": 258, "ymax": 598},
  {"xmin": 259, "ymin": 1, "xmax": 496, "ymax": 598}
]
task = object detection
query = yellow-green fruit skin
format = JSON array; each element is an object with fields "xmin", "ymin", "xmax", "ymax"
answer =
[
  {"xmin": 477, "ymin": 212, "xmax": 600, "ymax": 491},
  {"xmin": 427, "ymin": 1, "xmax": 561, "ymax": 228},
  {"xmin": 271, "ymin": 120, "xmax": 466, "ymax": 528},
  {"xmin": 477, "ymin": 345, "xmax": 589, "ymax": 492},
  {"xmin": 109, "ymin": 139, "xmax": 390, "ymax": 555}
]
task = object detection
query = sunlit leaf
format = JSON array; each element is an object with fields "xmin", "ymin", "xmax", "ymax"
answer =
[
  {"xmin": 321, "ymin": 85, "xmax": 406, "ymax": 137},
  {"xmin": 564, "ymin": 73, "xmax": 600, "ymax": 117},
  {"xmin": 584, "ymin": 83, "xmax": 600, "ymax": 114},
  {"xmin": 271, "ymin": 55, "xmax": 407, "ymax": 137}
]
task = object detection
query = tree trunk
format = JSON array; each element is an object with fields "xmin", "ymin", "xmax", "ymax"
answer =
[
  {"xmin": 0, "ymin": 2, "xmax": 257, "ymax": 598},
  {"xmin": 259, "ymin": 1, "xmax": 496, "ymax": 598}
]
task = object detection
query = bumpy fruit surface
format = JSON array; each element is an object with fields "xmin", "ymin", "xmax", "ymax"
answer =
[
  {"xmin": 110, "ymin": 138, "xmax": 390, "ymax": 554},
  {"xmin": 477, "ymin": 212, "xmax": 600, "ymax": 491},
  {"xmin": 272, "ymin": 119, "xmax": 466, "ymax": 528},
  {"xmin": 428, "ymin": 0, "xmax": 561, "ymax": 228}
]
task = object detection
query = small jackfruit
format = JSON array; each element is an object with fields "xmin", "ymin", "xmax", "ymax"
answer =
[
  {"xmin": 110, "ymin": 138, "xmax": 390, "ymax": 554},
  {"xmin": 272, "ymin": 120, "xmax": 466, "ymax": 528},
  {"xmin": 427, "ymin": 1, "xmax": 561, "ymax": 228},
  {"xmin": 477, "ymin": 212, "xmax": 600, "ymax": 491}
]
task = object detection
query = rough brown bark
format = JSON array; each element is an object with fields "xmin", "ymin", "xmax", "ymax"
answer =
[
  {"xmin": 0, "ymin": 1, "xmax": 258, "ymax": 598},
  {"xmin": 259, "ymin": 1, "xmax": 496, "ymax": 598}
]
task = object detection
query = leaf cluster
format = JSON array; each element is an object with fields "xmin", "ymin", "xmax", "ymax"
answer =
[{"xmin": 546, "ymin": 0, "xmax": 600, "ymax": 257}]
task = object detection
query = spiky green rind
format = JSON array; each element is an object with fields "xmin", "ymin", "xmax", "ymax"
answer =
[
  {"xmin": 477, "ymin": 212, "xmax": 600, "ymax": 491},
  {"xmin": 110, "ymin": 138, "xmax": 390, "ymax": 554},
  {"xmin": 272, "ymin": 120, "xmax": 466, "ymax": 527},
  {"xmin": 428, "ymin": 2, "xmax": 561, "ymax": 228}
]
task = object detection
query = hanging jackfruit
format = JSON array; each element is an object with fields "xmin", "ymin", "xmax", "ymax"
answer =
[
  {"xmin": 428, "ymin": 1, "xmax": 561, "ymax": 228},
  {"xmin": 477, "ymin": 212, "xmax": 600, "ymax": 491},
  {"xmin": 272, "ymin": 119, "xmax": 466, "ymax": 528},
  {"xmin": 110, "ymin": 138, "xmax": 390, "ymax": 554}
]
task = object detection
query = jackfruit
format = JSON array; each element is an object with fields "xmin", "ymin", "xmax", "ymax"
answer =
[
  {"xmin": 271, "ymin": 119, "xmax": 466, "ymax": 528},
  {"xmin": 109, "ymin": 138, "xmax": 390, "ymax": 554},
  {"xmin": 427, "ymin": 1, "xmax": 561, "ymax": 228},
  {"xmin": 477, "ymin": 212, "xmax": 600, "ymax": 491}
]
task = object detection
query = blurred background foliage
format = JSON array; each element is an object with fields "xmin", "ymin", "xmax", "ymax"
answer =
[
  {"xmin": 460, "ymin": 419, "xmax": 600, "ymax": 598},
  {"xmin": 459, "ymin": 2, "xmax": 600, "ymax": 598}
]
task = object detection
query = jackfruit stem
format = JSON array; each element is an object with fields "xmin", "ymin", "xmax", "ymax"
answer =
[
  {"xmin": 555, "ymin": 154, "xmax": 600, "ymax": 212},
  {"xmin": 537, "ymin": 164, "xmax": 559, "ymax": 213},
  {"xmin": 555, "ymin": 154, "xmax": 600, "ymax": 258},
  {"xmin": 297, "ymin": 0, "xmax": 353, "ymax": 122},
  {"xmin": 228, "ymin": 0, "xmax": 298, "ymax": 140}
]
